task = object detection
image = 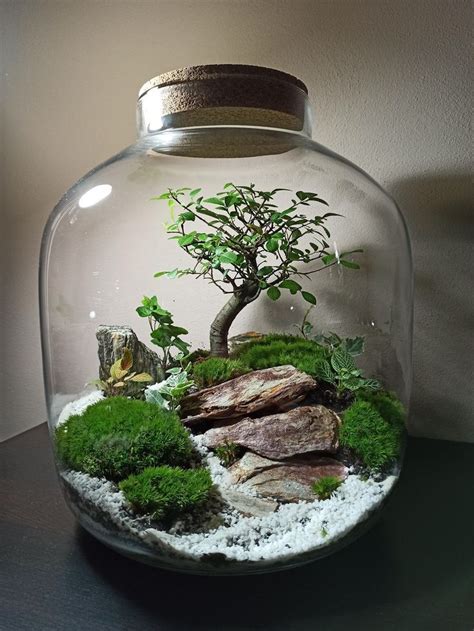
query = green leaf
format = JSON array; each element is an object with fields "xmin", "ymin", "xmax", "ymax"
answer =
[
  {"xmin": 136, "ymin": 306, "xmax": 151, "ymax": 317},
  {"xmin": 331, "ymin": 348, "xmax": 356, "ymax": 374},
  {"xmin": 178, "ymin": 234, "xmax": 195, "ymax": 247},
  {"xmin": 340, "ymin": 260, "xmax": 360, "ymax": 269},
  {"xmin": 180, "ymin": 211, "xmax": 196, "ymax": 221},
  {"xmin": 203, "ymin": 197, "xmax": 224, "ymax": 205},
  {"xmin": 190, "ymin": 188, "xmax": 202, "ymax": 197},
  {"xmin": 279, "ymin": 279, "xmax": 302, "ymax": 294},
  {"xmin": 301, "ymin": 291, "xmax": 317, "ymax": 305},
  {"xmin": 322, "ymin": 253, "xmax": 337, "ymax": 265},
  {"xmin": 266, "ymin": 238, "xmax": 279, "ymax": 253},
  {"xmin": 219, "ymin": 251, "xmax": 240, "ymax": 264},
  {"xmin": 344, "ymin": 336, "xmax": 364, "ymax": 356},
  {"xmin": 267, "ymin": 287, "xmax": 281, "ymax": 301},
  {"xmin": 257, "ymin": 266, "xmax": 274, "ymax": 277},
  {"xmin": 154, "ymin": 271, "xmax": 169, "ymax": 278},
  {"xmin": 167, "ymin": 325, "xmax": 189, "ymax": 337},
  {"xmin": 317, "ymin": 360, "xmax": 335, "ymax": 384}
]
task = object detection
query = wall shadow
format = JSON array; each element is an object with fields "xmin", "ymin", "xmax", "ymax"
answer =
[{"xmin": 389, "ymin": 173, "xmax": 473, "ymax": 441}]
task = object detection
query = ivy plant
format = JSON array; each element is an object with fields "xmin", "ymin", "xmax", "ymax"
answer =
[
  {"xmin": 136, "ymin": 295, "xmax": 189, "ymax": 379},
  {"xmin": 154, "ymin": 184, "xmax": 361, "ymax": 357}
]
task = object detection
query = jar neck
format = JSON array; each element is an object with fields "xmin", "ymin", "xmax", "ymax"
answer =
[{"xmin": 136, "ymin": 84, "xmax": 313, "ymax": 138}]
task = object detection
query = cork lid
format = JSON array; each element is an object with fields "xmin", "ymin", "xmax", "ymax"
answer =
[{"xmin": 138, "ymin": 64, "xmax": 309, "ymax": 132}]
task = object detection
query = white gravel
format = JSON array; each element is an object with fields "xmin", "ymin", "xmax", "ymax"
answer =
[{"xmin": 57, "ymin": 392, "xmax": 398, "ymax": 565}]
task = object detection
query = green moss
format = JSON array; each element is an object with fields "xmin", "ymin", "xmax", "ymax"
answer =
[
  {"xmin": 119, "ymin": 466, "xmax": 213, "ymax": 521},
  {"xmin": 356, "ymin": 390, "xmax": 405, "ymax": 429},
  {"xmin": 232, "ymin": 334, "xmax": 326, "ymax": 376},
  {"xmin": 312, "ymin": 476, "xmax": 343, "ymax": 500},
  {"xmin": 192, "ymin": 357, "xmax": 250, "ymax": 388},
  {"xmin": 55, "ymin": 397, "xmax": 194, "ymax": 481},
  {"xmin": 340, "ymin": 400, "xmax": 402, "ymax": 469},
  {"xmin": 214, "ymin": 441, "xmax": 241, "ymax": 467}
]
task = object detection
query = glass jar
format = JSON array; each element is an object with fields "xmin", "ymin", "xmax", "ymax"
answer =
[{"xmin": 40, "ymin": 65, "xmax": 413, "ymax": 574}]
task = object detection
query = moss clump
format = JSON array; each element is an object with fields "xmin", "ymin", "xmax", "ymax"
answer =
[
  {"xmin": 119, "ymin": 466, "xmax": 213, "ymax": 521},
  {"xmin": 214, "ymin": 441, "xmax": 241, "ymax": 467},
  {"xmin": 55, "ymin": 397, "xmax": 194, "ymax": 481},
  {"xmin": 233, "ymin": 334, "xmax": 326, "ymax": 376},
  {"xmin": 340, "ymin": 400, "xmax": 403, "ymax": 469},
  {"xmin": 192, "ymin": 357, "xmax": 250, "ymax": 388},
  {"xmin": 356, "ymin": 390, "xmax": 405, "ymax": 429},
  {"xmin": 312, "ymin": 476, "xmax": 343, "ymax": 500}
]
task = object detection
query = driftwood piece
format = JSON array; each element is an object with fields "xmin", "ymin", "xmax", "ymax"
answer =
[
  {"xmin": 181, "ymin": 365, "xmax": 317, "ymax": 426},
  {"xmin": 202, "ymin": 405, "xmax": 341, "ymax": 460},
  {"xmin": 96, "ymin": 325, "xmax": 162, "ymax": 383}
]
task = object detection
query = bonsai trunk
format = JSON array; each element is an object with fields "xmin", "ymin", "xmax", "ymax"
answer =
[{"xmin": 210, "ymin": 281, "xmax": 259, "ymax": 357}]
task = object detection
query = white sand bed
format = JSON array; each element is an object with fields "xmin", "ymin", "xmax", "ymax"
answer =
[{"xmin": 57, "ymin": 393, "xmax": 398, "ymax": 565}]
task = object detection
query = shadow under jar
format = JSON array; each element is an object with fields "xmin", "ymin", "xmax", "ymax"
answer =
[{"xmin": 40, "ymin": 64, "xmax": 413, "ymax": 574}]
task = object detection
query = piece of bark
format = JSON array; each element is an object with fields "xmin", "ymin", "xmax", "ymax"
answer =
[
  {"xmin": 96, "ymin": 325, "xmax": 162, "ymax": 383},
  {"xmin": 235, "ymin": 454, "xmax": 348, "ymax": 503},
  {"xmin": 203, "ymin": 405, "xmax": 340, "ymax": 460},
  {"xmin": 181, "ymin": 365, "xmax": 317, "ymax": 426}
]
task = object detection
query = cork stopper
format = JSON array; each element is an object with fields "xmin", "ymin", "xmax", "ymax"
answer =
[{"xmin": 138, "ymin": 64, "xmax": 309, "ymax": 132}]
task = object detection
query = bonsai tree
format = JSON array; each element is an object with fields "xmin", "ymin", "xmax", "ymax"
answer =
[{"xmin": 155, "ymin": 184, "xmax": 361, "ymax": 357}]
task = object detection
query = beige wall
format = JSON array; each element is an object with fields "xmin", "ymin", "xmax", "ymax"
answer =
[{"xmin": 0, "ymin": 0, "xmax": 471, "ymax": 442}]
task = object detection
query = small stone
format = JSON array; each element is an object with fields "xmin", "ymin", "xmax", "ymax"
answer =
[
  {"xmin": 228, "ymin": 452, "xmax": 278, "ymax": 483},
  {"xmin": 203, "ymin": 405, "xmax": 340, "ymax": 459},
  {"xmin": 181, "ymin": 365, "xmax": 317, "ymax": 426},
  {"xmin": 219, "ymin": 488, "xmax": 278, "ymax": 517},
  {"xmin": 96, "ymin": 325, "xmax": 162, "ymax": 383}
]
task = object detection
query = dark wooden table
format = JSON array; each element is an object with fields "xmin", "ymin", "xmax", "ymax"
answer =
[{"xmin": 1, "ymin": 424, "xmax": 473, "ymax": 631}]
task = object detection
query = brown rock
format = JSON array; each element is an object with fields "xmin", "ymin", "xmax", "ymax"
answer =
[
  {"xmin": 219, "ymin": 488, "xmax": 278, "ymax": 517},
  {"xmin": 181, "ymin": 365, "xmax": 317, "ymax": 426},
  {"xmin": 239, "ymin": 456, "xmax": 348, "ymax": 503},
  {"xmin": 202, "ymin": 405, "xmax": 340, "ymax": 459}
]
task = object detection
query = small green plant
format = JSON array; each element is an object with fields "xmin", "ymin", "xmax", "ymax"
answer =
[
  {"xmin": 314, "ymin": 331, "xmax": 365, "ymax": 357},
  {"xmin": 214, "ymin": 441, "xmax": 241, "ymax": 467},
  {"xmin": 119, "ymin": 466, "xmax": 213, "ymax": 522},
  {"xmin": 192, "ymin": 357, "xmax": 250, "ymax": 389},
  {"xmin": 92, "ymin": 348, "xmax": 153, "ymax": 397},
  {"xmin": 312, "ymin": 476, "xmax": 343, "ymax": 500},
  {"xmin": 315, "ymin": 347, "xmax": 380, "ymax": 395},
  {"xmin": 154, "ymin": 184, "xmax": 362, "ymax": 357},
  {"xmin": 145, "ymin": 367, "xmax": 194, "ymax": 412},
  {"xmin": 55, "ymin": 397, "xmax": 194, "ymax": 481},
  {"xmin": 136, "ymin": 295, "xmax": 189, "ymax": 380},
  {"xmin": 340, "ymin": 399, "xmax": 403, "ymax": 469},
  {"xmin": 294, "ymin": 306, "xmax": 316, "ymax": 339}
]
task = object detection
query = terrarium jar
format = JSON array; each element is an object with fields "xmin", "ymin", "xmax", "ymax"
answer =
[{"xmin": 40, "ymin": 65, "xmax": 413, "ymax": 574}]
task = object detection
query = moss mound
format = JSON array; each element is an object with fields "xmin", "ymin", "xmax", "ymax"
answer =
[
  {"xmin": 192, "ymin": 357, "xmax": 250, "ymax": 388},
  {"xmin": 340, "ymin": 399, "xmax": 403, "ymax": 469},
  {"xmin": 119, "ymin": 466, "xmax": 213, "ymax": 521},
  {"xmin": 232, "ymin": 334, "xmax": 326, "ymax": 377},
  {"xmin": 312, "ymin": 475, "xmax": 343, "ymax": 500},
  {"xmin": 55, "ymin": 397, "xmax": 194, "ymax": 481},
  {"xmin": 356, "ymin": 390, "xmax": 405, "ymax": 429}
]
